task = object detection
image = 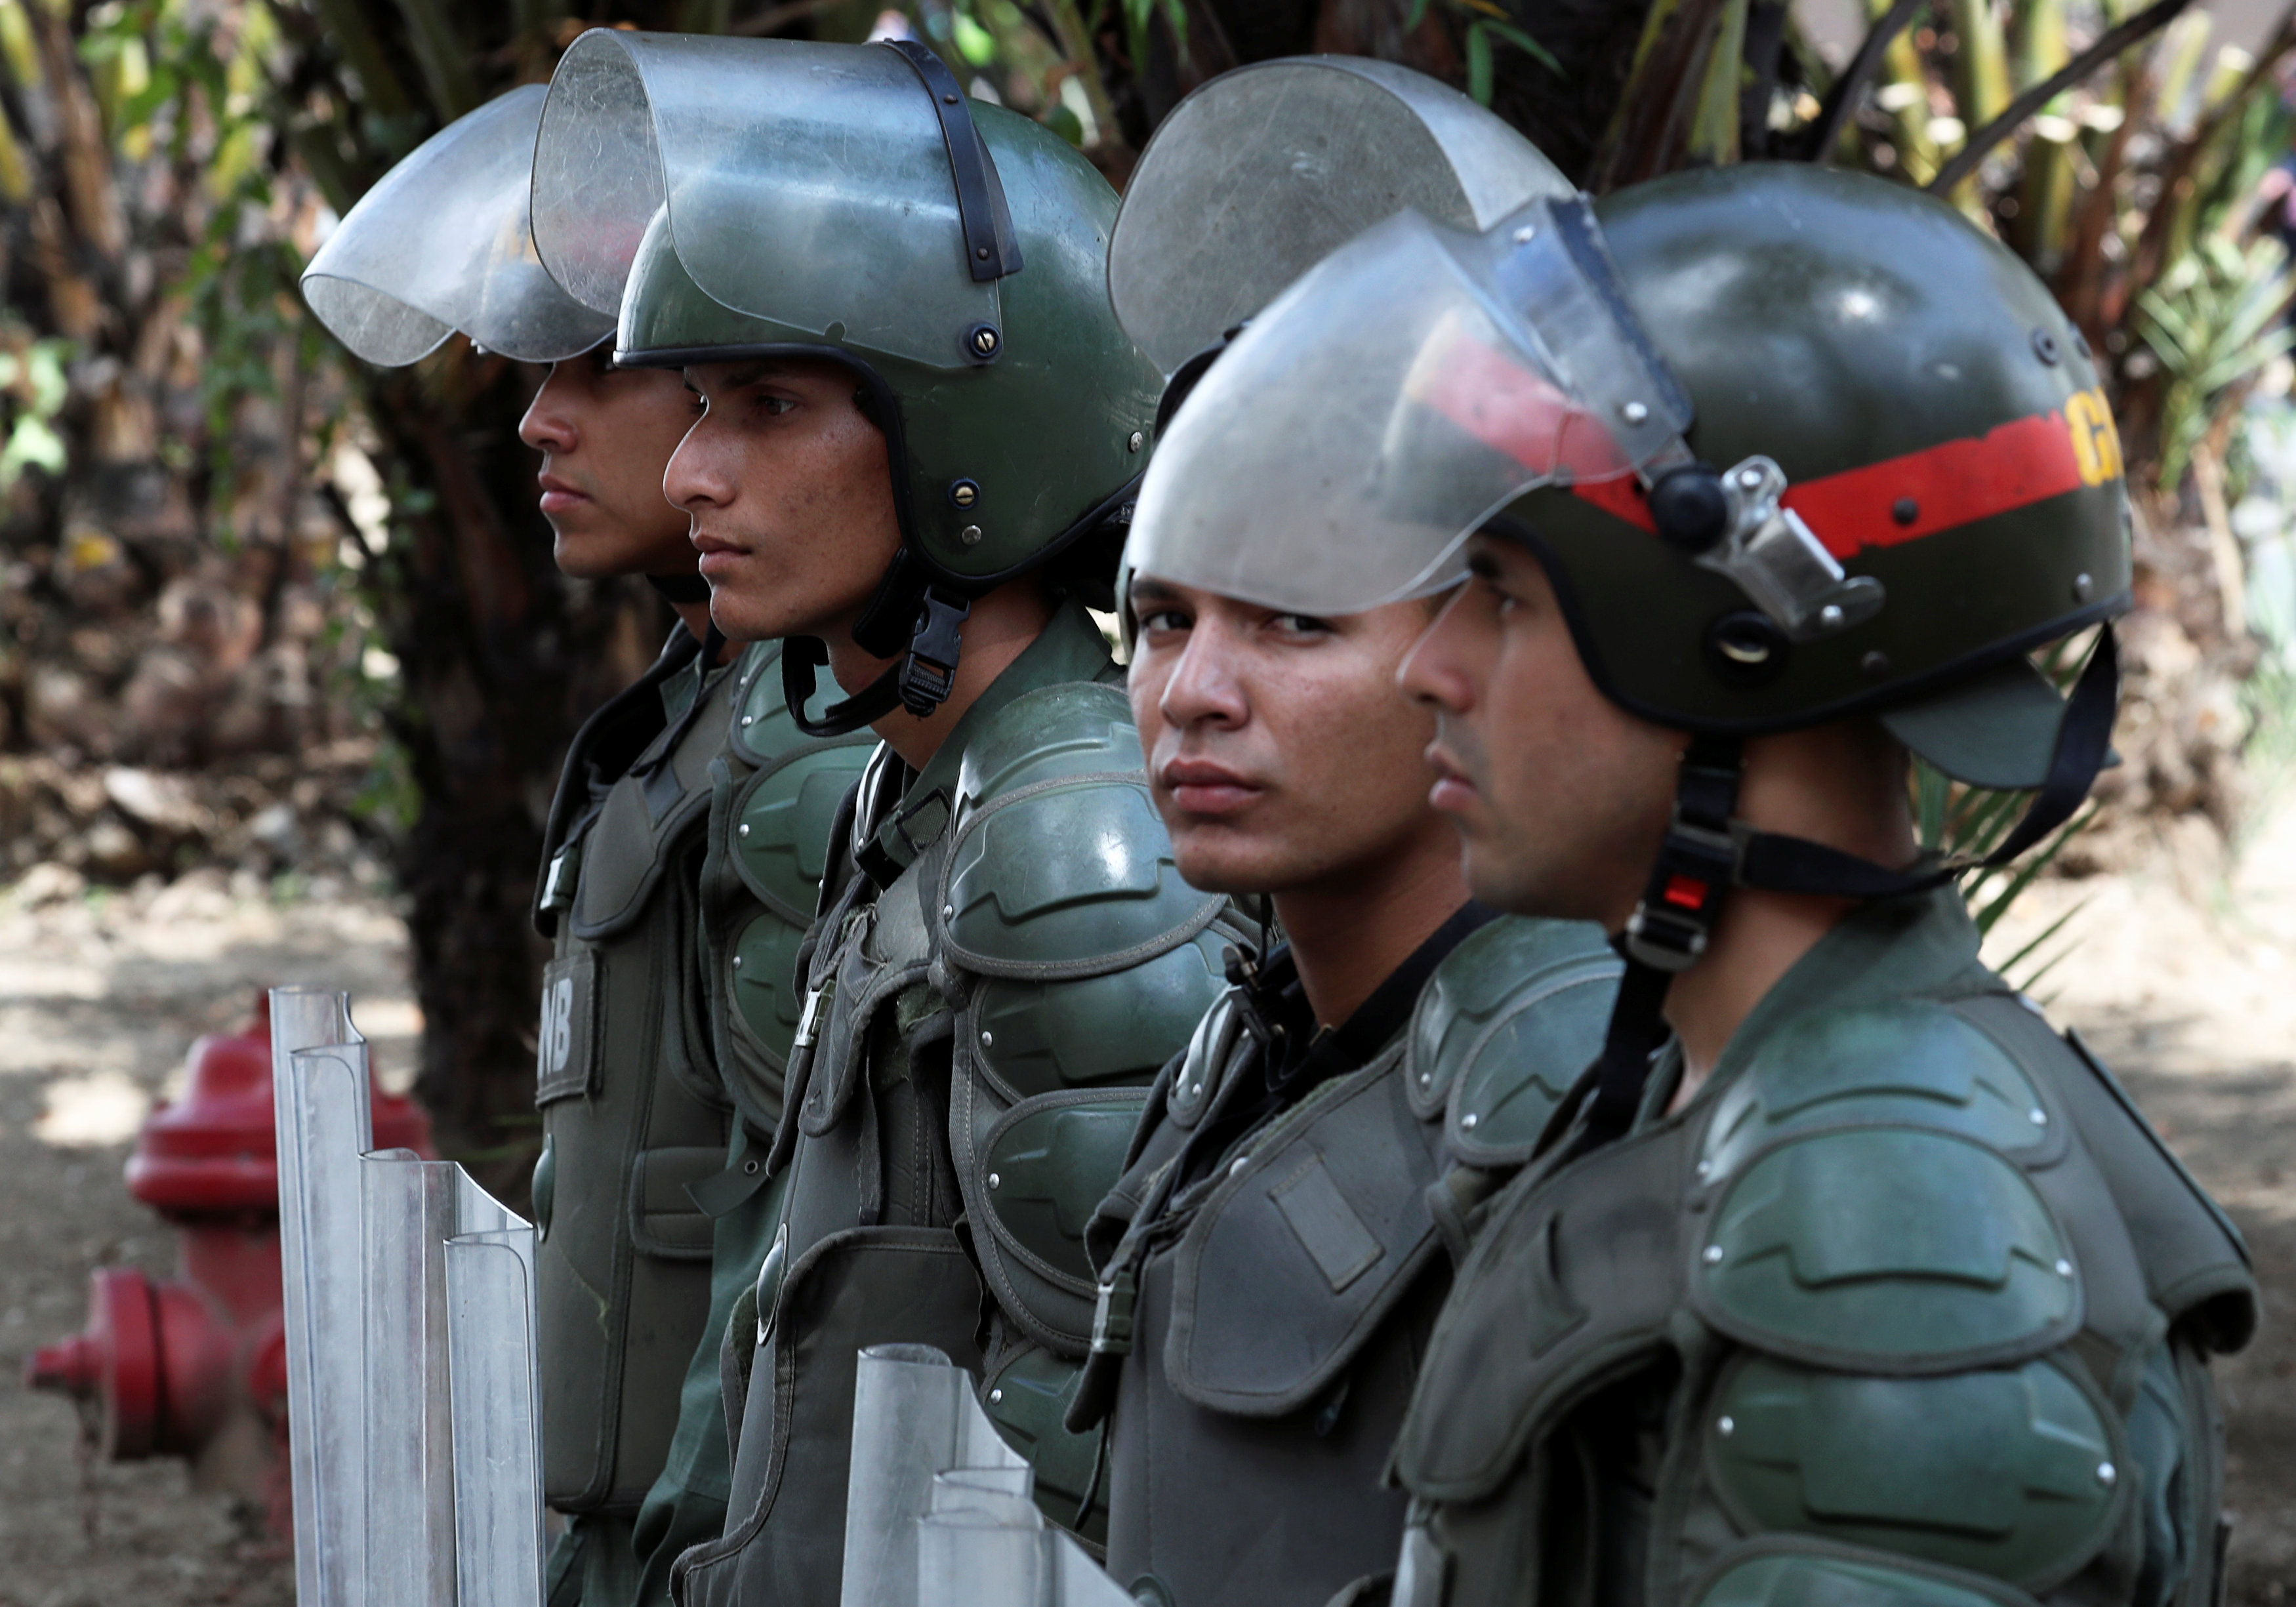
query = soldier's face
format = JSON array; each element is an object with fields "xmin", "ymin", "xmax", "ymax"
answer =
[
  {"xmin": 1401, "ymin": 535, "xmax": 1682, "ymax": 928},
  {"xmin": 1128, "ymin": 577, "xmax": 1453, "ymax": 899},
  {"xmin": 666, "ymin": 357, "xmax": 901, "ymax": 643},
  {"xmin": 517, "ymin": 350, "xmax": 699, "ymax": 580}
]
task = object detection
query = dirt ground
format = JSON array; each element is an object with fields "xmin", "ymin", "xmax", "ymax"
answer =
[
  {"xmin": 2, "ymin": 812, "xmax": 2295, "ymax": 1606},
  {"xmin": 0, "ymin": 868, "xmax": 413, "ymax": 1607}
]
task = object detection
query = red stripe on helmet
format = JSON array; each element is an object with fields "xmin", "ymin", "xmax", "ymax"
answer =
[
  {"xmin": 1562, "ymin": 406, "xmax": 2101, "ymax": 556},
  {"xmin": 1781, "ymin": 411, "xmax": 2087, "ymax": 558}
]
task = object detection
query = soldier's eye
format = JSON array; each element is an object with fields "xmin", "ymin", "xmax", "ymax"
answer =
[{"xmin": 1269, "ymin": 613, "xmax": 1332, "ymax": 637}]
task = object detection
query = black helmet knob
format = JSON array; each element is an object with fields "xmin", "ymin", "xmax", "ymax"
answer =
[{"xmin": 1649, "ymin": 464, "xmax": 1731, "ymax": 553}]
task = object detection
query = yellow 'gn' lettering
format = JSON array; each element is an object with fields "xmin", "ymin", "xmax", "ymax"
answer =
[{"xmin": 2064, "ymin": 388, "xmax": 2123, "ymax": 487}]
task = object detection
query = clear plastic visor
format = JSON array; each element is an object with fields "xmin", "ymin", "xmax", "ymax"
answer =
[
  {"xmin": 1123, "ymin": 199, "xmax": 1691, "ymax": 618},
  {"xmin": 1109, "ymin": 55, "xmax": 1569, "ymax": 376},
  {"xmin": 533, "ymin": 31, "xmax": 997, "ymax": 369},
  {"xmin": 300, "ymin": 86, "xmax": 611, "ymax": 366}
]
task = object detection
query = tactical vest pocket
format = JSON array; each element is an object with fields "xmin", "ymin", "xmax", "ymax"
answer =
[
  {"xmin": 1164, "ymin": 1045, "xmax": 1445, "ymax": 1417},
  {"xmin": 627, "ymin": 1145, "xmax": 722, "ymax": 1261},
  {"xmin": 679, "ymin": 1227, "xmax": 986, "ymax": 1607},
  {"xmin": 534, "ymin": 951, "xmax": 598, "ymax": 1107}
]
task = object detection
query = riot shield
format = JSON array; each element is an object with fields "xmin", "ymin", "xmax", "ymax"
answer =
[
  {"xmin": 445, "ymin": 1227, "xmax": 545, "ymax": 1607},
  {"xmin": 840, "ymin": 1346, "xmax": 1132, "ymax": 1607},
  {"xmin": 271, "ymin": 988, "xmax": 544, "ymax": 1607},
  {"xmin": 271, "ymin": 990, "xmax": 364, "ymax": 1607}
]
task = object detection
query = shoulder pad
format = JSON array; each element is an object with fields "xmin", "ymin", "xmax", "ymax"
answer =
[
  {"xmin": 1700, "ymin": 1000, "xmax": 2060, "ymax": 1185},
  {"xmin": 727, "ymin": 639, "xmax": 874, "ymax": 768},
  {"xmin": 1691, "ymin": 1542, "xmax": 2066, "ymax": 1607},
  {"xmin": 969, "ymin": 930, "xmax": 1236, "ymax": 1103},
  {"xmin": 1404, "ymin": 916, "xmax": 1618, "ymax": 1166},
  {"xmin": 954, "ymin": 681, "xmax": 1141, "ymax": 812},
  {"xmin": 979, "ymin": 1341, "xmax": 1108, "ymax": 1542},
  {"xmin": 1162, "ymin": 985, "xmax": 1252, "ymax": 1131},
  {"xmin": 968, "ymin": 1083, "xmax": 1151, "ymax": 1301},
  {"xmin": 939, "ymin": 683, "xmax": 1229, "ymax": 981},
  {"xmin": 728, "ymin": 738, "xmax": 874, "ymax": 924},
  {"xmin": 1693, "ymin": 1124, "xmax": 2081, "ymax": 1373},
  {"xmin": 954, "ymin": 930, "xmax": 1237, "ymax": 1349}
]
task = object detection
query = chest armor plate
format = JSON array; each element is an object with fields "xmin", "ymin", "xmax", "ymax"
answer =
[
  {"xmin": 699, "ymin": 642, "xmax": 876, "ymax": 1138},
  {"xmin": 1095, "ymin": 918, "xmax": 1616, "ymax": 1607}
]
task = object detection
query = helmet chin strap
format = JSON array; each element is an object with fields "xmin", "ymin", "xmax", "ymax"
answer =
[
  {"xmin": 1559, "ymin": 626, "xmax": 2120, "ymax": 1162},
  {"xmin": 781, "ymin": 577, "xmax": 975, "ymax": 741}
]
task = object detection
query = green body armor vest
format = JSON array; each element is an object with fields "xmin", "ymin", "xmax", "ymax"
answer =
[
  {"xmin": 670, "ymin": 608, "xmax": 1256, "ymax": 1607},
  {"xmin": 1387, "ymin": 889, "xmax": 2256, "ymax": 1607},
  {"xmin": 1076, "ymin": 917, "xmax": 1618, "ymax": 1607},
  {"xmin": 531, "ymin": 633, "xmax": 739, "ymax": 1516},
  {"xmin": 618, "ymin": 641, "xmax": 878, "ymax": 1604}
]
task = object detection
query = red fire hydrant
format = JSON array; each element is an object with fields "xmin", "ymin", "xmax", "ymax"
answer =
[{"xmin": 26, "ymin": 992, "xmax": 432, "ymax": 1532}]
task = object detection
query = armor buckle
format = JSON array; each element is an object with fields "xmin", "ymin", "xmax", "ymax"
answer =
[
  {"xmin": 792, "ymin": 981, "xmax": 834, "ymax": 1051},
  {"xmin": 1088, "ymin": 1270, "xmax": 1136, "ymax": 1358}
]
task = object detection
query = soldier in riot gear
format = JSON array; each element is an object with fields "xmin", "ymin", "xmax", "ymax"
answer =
[
  {"xmin": 1126, "ymin": 161, "xmax": 2255, "ymax": 1607},
  {"xmin": 300, "ymin": 86, "xmax": 873, "ymax": 1607},
  {"xmin": 1044, "ymin": 58, "xmax": 1614, "ymax": 1607},
  {"xmin": 1077, "ymin": 476, "xmax": 1618, "ymax": 1607},
  {"xmin": 527, "ymin": 32, "xmax": 1255, "ymax": 1606}
]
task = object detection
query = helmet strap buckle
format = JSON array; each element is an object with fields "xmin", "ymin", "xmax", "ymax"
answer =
[
  {"xmin": 1698, "ymin": 456, "xmax": 1887, "ymax": 641},
  {"xmin": 897, "ymin": 587, "xmax": 972, "ymax": 718},
  {"xmin": 1620, "ymin": 742, "xmax": 1745, "ymax": 972},
  {"xmin": 1562, "ymin": 736, "xmax": 1745, "ymax": 1161}
]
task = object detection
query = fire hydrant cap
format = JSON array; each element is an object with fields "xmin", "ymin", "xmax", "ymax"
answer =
[{"xmin": 126, "ymin": 992, "xmax": 432, "ymax": 1217}]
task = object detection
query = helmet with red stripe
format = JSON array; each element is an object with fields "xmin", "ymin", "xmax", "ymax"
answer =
[
  {"xmin": 1126, "ymin": 160, "xmax": 2127, "ymax": 792},
  {"xmin": 1126, "ymin": 161, "xmax": 2126, "ymax": 1145},
  {"xmin": 1513, "ymin": 161, "xmax": 2126, "ymax": 784}
]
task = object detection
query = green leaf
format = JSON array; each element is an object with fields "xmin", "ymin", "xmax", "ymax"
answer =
[
  {"xmin": 1990, "ymin": 895, "xmax": 2089, "ymax": 991},
  {"xmin": 953, "ymin": 9, "xmax": 996, "ymax": 64},
  {"xmin": 0, "ymin": 415, "xmax": 66, "ymax": 487},
  {"xmin": 1481, "ymin": 16, "xmax": 1562, "ymax": 75},
  {"xmin": 1466, "ymin": 20, "xmax": 1494, "ymax": 106},
  {"xmin": 1966, "ymin": 803, "xmax": 2097, "ymax": 938}
]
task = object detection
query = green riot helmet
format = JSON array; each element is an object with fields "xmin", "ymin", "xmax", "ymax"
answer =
[
  {"xmin": 301, "ymin": 85, "xmax": 613, "ymax": 365},
  {"xmin": 531, "ymin": 31, "xmax": 1160, "ymax": 733},
  {"xmin": 1129, "ymin": 162, "xmax": 2127, "ymax": 1146}
]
